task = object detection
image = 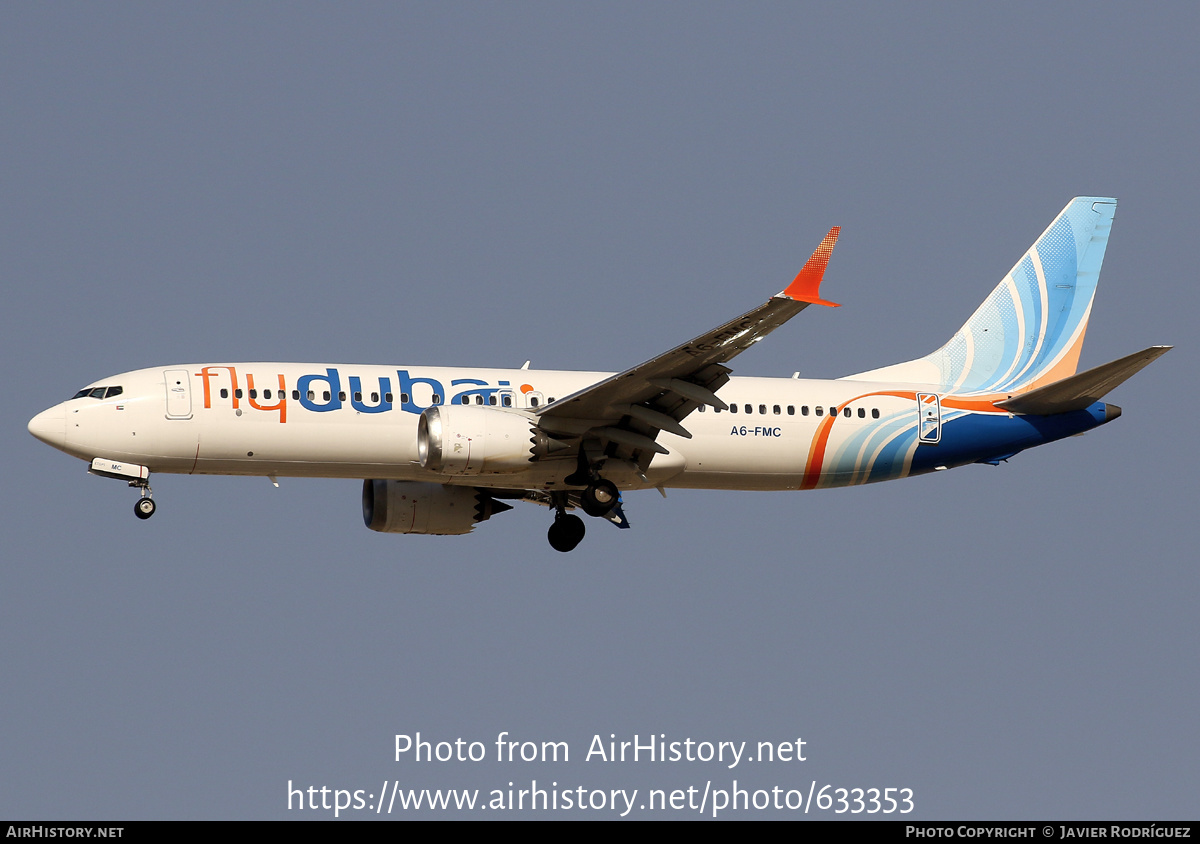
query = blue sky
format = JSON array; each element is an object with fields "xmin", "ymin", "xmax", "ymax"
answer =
[{"xmin": 2, "ymin": 3, "xmax": 1195, "ymax": 819}]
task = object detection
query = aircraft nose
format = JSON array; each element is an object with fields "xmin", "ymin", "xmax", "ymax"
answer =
[{"xmin": 28, "ymin": 405, "xmax": 66, "ymax": 448}]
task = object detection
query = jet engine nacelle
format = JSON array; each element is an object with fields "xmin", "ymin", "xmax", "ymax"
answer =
[
  {"xmin": 417, "ymin": 405, "xmax": 538, "ymax": 475},
  {"xmin": 362, "ymin": 480, "xmax": 513, "ymax": 535}
]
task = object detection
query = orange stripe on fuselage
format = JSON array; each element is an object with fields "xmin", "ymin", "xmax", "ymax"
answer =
[
  {"xmin": 799, "ymin": 390, "xmax": 1010, "ymax": 489},
  {"xmin": 941, "ymin": 395, "xmax": 1008, "ymax": 412},
  {"xmin": 800, "ymin": 390, "xmax": 913, "ymax": 489}
]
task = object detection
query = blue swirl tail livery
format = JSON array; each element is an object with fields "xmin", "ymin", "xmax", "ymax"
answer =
[
  {"xmin": 29, "ymin": 199, "xmax": 1169, "ymax": 551},
  {"xmin": 845, "ymin": 197, "xmax": 1116, "ymax": 394}
]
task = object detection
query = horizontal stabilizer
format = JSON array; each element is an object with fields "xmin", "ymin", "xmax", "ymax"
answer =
[{"xmin": 995, "ymin": 346, "xmax": 1171, "ymax": 415}]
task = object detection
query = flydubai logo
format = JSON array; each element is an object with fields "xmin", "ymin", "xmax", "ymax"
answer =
[{"xmin": 194, "ymin": 366, "xmax": 537, "ymax": 423}]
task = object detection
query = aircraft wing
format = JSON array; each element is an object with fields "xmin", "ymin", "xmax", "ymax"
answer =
[{"xmin": 535, "ymin": 228, "xmax": 840, "ymax": 468}]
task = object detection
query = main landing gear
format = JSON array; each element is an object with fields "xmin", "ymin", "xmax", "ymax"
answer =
[
  {"xmin": 580, "ymin": 478, "xmax": 619, "ymax": 518},
  {"xmin": 547, "ymin": 510, "xmax": 586, "ymax": 553},
  {"xmin": 563, "ymin": 449, "xmax": 620, "ymax": 519},
  {"xmin": 545, "ymin": 474, "xmax": 623, "ymax": 552}
]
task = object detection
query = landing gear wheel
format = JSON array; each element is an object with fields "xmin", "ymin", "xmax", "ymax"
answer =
[
  {"xmin": 547, "ymin": 513, "xmax": 586, "ymax": 552},
  {"xmin": 134, "ymin": 497, "xmax": 156, "ymax": 520},
  {"xmin": 580, "ymin": 479, "xmax": 619, "ymax": 517}
]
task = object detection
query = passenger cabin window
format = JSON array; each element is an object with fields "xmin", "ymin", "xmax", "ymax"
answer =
[
  {"xmin": 292, "ymin": 390, "xmax": 300, "ymax": 400},
  {"xmin": 530, "ymin": 397, "xmax": 539, "ymax": 407},
  {"xmin": 759, "ymin": 404, "xmax": 766, "ymax": 415},
  {"xmin": 801, "ymin": 406, "xmax": 808, "ymax": 416},
  {"xmin": 263, "ymin": 389, "xmax": 272, "ymax": 399},
  {"xmin": 235, "ymin": 389, "xmax": 243, "ymax": 399},
  {"xmin": 729, "ymin": 404, "xmax": 738, "ymax": 414},
  {"xmin": 502, "ymin": 395, "xmax": 512, "ymax": 407},
  {"xmin": 354, "ymin": 392, "xmax": 362, "ymax": 402},
  {"xmin": 322, "ymin": 391, "xmax": 331, "ymax": 401},
  {"xmin": 220, "ymin": 388, "xmax": 229, "ymax": 399},
  {"xmin": 249, "ymin": 389, "xmax": 257, "ymax": 399},
  {"xmin": 744, "ymin": 404, "xmax": 752, "ymax": 414},
  {"xmin": 371, "ymin": 392, "xmax": 379, "ymax": 403},
  {"xmin": 872, "ymin": 408, "xmax": 880, "ymax": 419},
  {"xmin": 488, "ymin": 395, "xmax": 497, "ymax": 406},
  {"xmin": 858, "ymin": 408, "xmax": 865, "ymax": 418},
  {"xmin": 432, "ymin": 394, "xmax": 442, "ymax": 404},
  {"xmin": 400, "ymin": 393, "xmax": 410, "ymax": 403},
  {"xmin": 385, "ymin": 392, "xmax": 393, "ymax": 402},
  {"xmin": 815, "ymin": 407, "xmax": 823, "ymax": 416},
  {"xmin": 307, "ymin": 390, "xmax": 315, "ymax": 400},
  {"xmin": 843, "ymin": 408, "xmax": 851, "ymax": 418},
  {"xmin": 773, "ymin": 405, "xmax": 781, "ymax": 415}
]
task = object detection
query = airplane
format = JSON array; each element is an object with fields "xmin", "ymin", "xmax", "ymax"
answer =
[{"xmin": 28, "ymin": 197, "xmax": 1170, "ymax": 552}]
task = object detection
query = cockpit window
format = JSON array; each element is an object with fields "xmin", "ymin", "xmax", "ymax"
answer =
[{"xmin": 71, "ymin": 385, "xmax": 124, "ymax": 400}]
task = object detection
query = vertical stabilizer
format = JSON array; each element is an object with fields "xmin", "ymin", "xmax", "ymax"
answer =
[{"xmin": 844, "ymin": 197, "xmax": 1117, "ymax": 394}]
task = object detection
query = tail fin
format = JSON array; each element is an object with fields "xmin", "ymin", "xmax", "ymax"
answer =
[{"xmin": 845, "ymin": 197, "xmax": 1117, "ymax": 394}]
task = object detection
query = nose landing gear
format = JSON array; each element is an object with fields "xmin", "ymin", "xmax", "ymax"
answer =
[
  {"xmin": 86, "ymin": 459, "xmax": 157, "ymax": 521},
  {"xmin": 132, "ymin": 480, "xmax": 156, "ymax": 520},
  {"xmin": 134, "ymin": 494, "xmax": 157, "ymax": 520}
]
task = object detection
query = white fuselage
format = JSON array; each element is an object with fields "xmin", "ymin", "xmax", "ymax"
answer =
[{"xmin": 34, "ymin": 363, "xmax": 964, "ymax": 493}]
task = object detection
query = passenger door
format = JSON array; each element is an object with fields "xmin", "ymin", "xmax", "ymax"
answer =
[{"xmin": 164, "ymin": 369, "xmax": 193, "ymax": 419}]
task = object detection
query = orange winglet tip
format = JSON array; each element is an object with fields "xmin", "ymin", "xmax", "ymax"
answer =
[{"xmin": 781, "ymin": 226, "xmax": 841, "ymax": 307}]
